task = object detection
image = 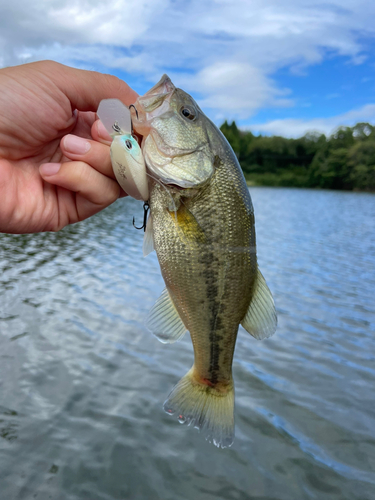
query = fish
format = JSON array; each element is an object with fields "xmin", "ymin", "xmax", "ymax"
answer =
[{"xmin": 130, "ymin": 75, "xmax": 277, "ymax": 448}]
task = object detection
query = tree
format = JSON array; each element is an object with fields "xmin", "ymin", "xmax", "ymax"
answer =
[
  {"xmin": 220, "ymin": 120, "xmax": 375, "ymax": 190},
  {"xmin": 347, "ymin": 140, "xmax": 375, "ymax": 190}
]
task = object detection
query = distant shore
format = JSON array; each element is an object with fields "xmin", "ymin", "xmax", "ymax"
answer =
[
  {"xmin": 221, "ymin": 121, "xmax": 375, "ymax": 192},
  {"xmin": 244, "ymin": 176, "xmax": 375, "ymax": 192}
]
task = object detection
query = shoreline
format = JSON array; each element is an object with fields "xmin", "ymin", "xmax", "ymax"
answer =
[{"xmin": 244, "ymin": 178, "xmax": 375, "ymax": 193}]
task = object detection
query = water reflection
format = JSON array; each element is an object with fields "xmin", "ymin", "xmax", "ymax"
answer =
[{"xmin": 0, "ymin": 190, "xmax": 374, "ymax": 500}]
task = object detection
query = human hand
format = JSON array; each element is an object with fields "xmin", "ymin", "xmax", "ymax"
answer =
[{"xmin": 0, "ymin": 60, "xmax": 138, "ymax": 234}]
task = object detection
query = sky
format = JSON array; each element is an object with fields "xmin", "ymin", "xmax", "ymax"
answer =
[{"xmin": 1, "ymin": 0, "xmax": 375, "ymax": 138}]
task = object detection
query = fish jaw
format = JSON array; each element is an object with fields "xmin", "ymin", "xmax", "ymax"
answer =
[
  {"xmin": 131, "ymin": 74, "xmax": 175, "ymax": 136},
  {"xmin": 143, "ymin": 133, "xmax": 214, "ymax": 188}
]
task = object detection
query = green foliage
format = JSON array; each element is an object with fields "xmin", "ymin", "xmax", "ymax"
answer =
[
  {"xmin": 220, "ymin": 121, "xmax": 375, "ymax": 191},
  {"xmin": 347, "ymin": 140, "xmax": 375, "ymax": 190}
]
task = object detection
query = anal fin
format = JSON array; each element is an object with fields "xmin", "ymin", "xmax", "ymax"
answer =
[
  {"xmin": 146, "ymin": 288, "xmax": 187, "ymax": 343},
  {"xmin": 241, "ymin": 268, "xmax": 277, "ymax": 340},
  {"xmin": 143, "ymin": 213, "xmax": 155, "ymax": 257}
]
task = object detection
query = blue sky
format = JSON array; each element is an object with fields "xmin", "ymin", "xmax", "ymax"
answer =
[{"xmin": 1, "ymin": 0, "xmax": 375, "ymax": 137}]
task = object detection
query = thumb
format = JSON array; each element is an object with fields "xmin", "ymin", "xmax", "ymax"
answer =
[{"xmin": 37, "ymin": 60, "xmax": 138, "ymax": 112}]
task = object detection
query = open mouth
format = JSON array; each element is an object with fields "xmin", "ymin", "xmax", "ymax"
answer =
[
  {"xmin": 131, "ymin": 74, "xmax": 176, "ymax": 136},
  {"xmin": 138, "ymin": 74, "xmax": 175, "ymax": 113}
]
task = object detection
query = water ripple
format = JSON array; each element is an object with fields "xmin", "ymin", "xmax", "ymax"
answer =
[{"xmin": 1, "ymin": 191, "xmax": 375, "ymax": 499}]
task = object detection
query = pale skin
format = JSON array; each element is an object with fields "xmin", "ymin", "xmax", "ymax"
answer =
[{"xmin": 0, "ymin": 60, "xmax": 138, "ymax": 234}]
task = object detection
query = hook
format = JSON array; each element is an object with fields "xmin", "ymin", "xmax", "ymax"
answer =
[
  {"xmin": 129, "ymin": 104, "xmax": 139, "ymax": 138},
  {"xmin": 129, "ymin": 104, "xmax": 139, "ymax": 120},
  {"xmin": 129, "ymin": 104, "xmax": 139, "ymax": 144},
  {"xmin": 133, "ymin": 201, "xmax": 150, "ymax": 232}
]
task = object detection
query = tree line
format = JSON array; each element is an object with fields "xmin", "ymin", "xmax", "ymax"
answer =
[{"xmin": 220, "ymin": 121, "xmax": 375, "ymax": 190}]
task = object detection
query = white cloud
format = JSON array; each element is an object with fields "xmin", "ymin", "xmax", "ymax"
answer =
[
  {"xmin": 173, "ymin": 62, "xmax": 293, "ymax": 119},
  {"xmin": 250, "ymin": 104, "xmax": 375, "ymax": 138},
  {"xmin": 0, "ymin": 1, "xmax": 160, "ymax": 50},
  {"xmin": 1, "ymin": 0, "xmax": 375, "ymax": 120}
]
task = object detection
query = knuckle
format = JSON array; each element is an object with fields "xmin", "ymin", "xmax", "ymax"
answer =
[
  {"xmin": 34, "ymin": 60, "xmax": 61, "ymax": 74},
  {"xmin": 71, "ymin": 161, "xmax": 119, "ymax": 206},
  {"xmin": 102, "ymin": 74, "xmax": 136, "ymax": 105}
]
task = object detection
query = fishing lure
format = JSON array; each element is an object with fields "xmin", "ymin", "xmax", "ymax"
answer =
[{"xmin": 97, "ymin": 99, "xmax": 149, "ymax": 201}]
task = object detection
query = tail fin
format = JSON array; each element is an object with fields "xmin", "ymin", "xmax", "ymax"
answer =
[{"xmin": 163, "ymin": 367, "xmax": 235, "ymax": 448}]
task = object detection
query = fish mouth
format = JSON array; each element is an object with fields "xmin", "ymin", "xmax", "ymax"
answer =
[
  {"xmin": 131, "ymin": 74, "xmax": 212, "ymax": 188},
  {"xmin": 131, "ymin": 74, "xmax": 176, "ymax": 136},
  {"xmin": 149, "ymin": 128, "xmax": 198, "ymax": 158},
  {"xmin": 131, "ymin": 73, "xmax": 199, "ymax": 157},
  {"xmin": 138, "ymin": 74, "xmax": 175, "ymax": 112}
]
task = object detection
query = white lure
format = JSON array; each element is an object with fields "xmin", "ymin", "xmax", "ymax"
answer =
[{"xmin": 97, "ymin": 99, "xmax": 149, "ymax": 201}]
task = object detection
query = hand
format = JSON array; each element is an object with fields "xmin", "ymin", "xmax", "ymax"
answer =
[{"xmin": 0, "ymin": 60, "xmax": 138, "ymax": 233}]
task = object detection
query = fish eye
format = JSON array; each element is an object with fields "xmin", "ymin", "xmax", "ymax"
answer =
[
  {"xmin": 180, "ymin": 106, "xmax": 196, "ymax": 121},
  {"xmin": 125, "ymin": 139, "xmax": 133, "ymax": 150}
]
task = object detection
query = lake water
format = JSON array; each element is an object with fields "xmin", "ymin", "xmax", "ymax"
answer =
[{"xmin": 0, "ymin": 187, "xmax": 374, "ymax": 500}]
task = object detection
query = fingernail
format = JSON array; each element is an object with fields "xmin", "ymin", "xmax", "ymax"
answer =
[
  {"xmin": 63, "ymin": 135, "xmax": 91, "ymax": 154},
  {"xmin": 97, "ymin": 120, "xmax": 113, "ymax": 142},
  {"xmin": 39, "ymin": 163, "xmax": 61, "ymax": 176}
]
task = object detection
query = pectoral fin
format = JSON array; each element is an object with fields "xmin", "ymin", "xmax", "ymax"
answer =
[
  {"xmin": 169, "ymin": 204, "xmax": 207, "ymax": 245},
  {"xmin": 241, "ymin": 268, "xmax": 277, "ymax": 340},
  {"xmin": 146, "ymin": 288, "xmax": 187, "ymax": 343}
]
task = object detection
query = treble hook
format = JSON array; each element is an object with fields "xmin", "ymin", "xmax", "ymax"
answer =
[{"xmin": 133, "ymin": 201, "xmax": 150, "ymax": 232}]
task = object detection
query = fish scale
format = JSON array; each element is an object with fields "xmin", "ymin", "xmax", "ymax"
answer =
[{"xmin": 149, "ymin": 145, "xmax": 254, "ymax": 395}]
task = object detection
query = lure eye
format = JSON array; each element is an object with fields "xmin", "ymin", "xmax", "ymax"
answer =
[
  {"xmin": 180, "ymin": 106, "xmax": 196, "ymax": 121},
  {"xmin": 125, "ymin": 139, "xmax": 133, "ymax": 150}
]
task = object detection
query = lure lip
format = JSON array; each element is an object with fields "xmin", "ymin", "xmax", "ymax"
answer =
[{"xmin": 97, "ymin": 98, "xmax": 132, "ymax": 136}]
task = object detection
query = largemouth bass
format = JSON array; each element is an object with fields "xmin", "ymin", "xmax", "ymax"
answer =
[{"xmin": 131, "ymin": 75, "xmax": 277, "ymax": 448}]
